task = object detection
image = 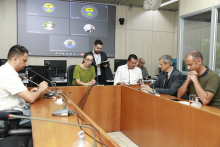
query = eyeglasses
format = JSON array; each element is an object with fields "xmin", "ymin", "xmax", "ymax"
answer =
[
  {"xmin": 139, "ymin": 61, "xmax": 145, "ymax": 64},
  {"xmin": 85, "ymin": 59, "xmax": 93, "ymax": 62}
]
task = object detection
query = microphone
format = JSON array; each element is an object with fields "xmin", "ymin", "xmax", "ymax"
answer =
[
  {"xmin": 0, "ymin": 111, "xmax": 97, "ymax": 147},
  {"xmin": 149, "ymin": 72, "xmax": 168, "ymax": 95},
  {"xmin": 88, "ymin": 66, "xmax": 98, "ymax": 86},
  {"xmin": 128, "ymin": 68, "xmax": 130, "ymax": 85},
  {"xmin": 23, "ymin": 77, "xmax": 69, "ymax": 117},
  {"xmin": 27, "ymin": 67, "xmax": 56, "ymax": 97}
]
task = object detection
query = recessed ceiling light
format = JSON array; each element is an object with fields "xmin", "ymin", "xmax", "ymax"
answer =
[{"xmin": 160, "ymin": 0, "xmax": 178, "ymax": 7}]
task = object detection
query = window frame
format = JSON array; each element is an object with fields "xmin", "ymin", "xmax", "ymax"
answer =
[{"xmin": 177, "ymin": 7, "xmax": 218, "ymax": 74}]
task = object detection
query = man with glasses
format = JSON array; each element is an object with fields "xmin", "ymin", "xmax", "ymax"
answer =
[
  {"xmin": 146, "ymin": 55, "xmax": 183, "ymax": 96},
  {"xmin": 89, "ymin": 39, "xmax": 109, "ymax": 84},
  {"xmin": 137, "ymin": 58, "xmax": 149, "ymax": 79}
]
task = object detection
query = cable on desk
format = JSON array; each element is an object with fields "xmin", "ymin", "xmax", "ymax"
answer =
[
  {"xmin": 77, "ymin": 85, "xmax": 94, "ymax": 110},
  {"xmin": 70, "ymin": 111, "xmax": 107, "ymax": 147}
]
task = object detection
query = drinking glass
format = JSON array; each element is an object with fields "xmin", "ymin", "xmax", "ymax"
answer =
[{"xmin": 189, "ymin": 94, "xmax": 196, "ymax": 105}]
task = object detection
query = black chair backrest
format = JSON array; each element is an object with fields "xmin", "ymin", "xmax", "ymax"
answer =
[
  {"xmin": 106, "ymin": 66, "xmax": 113, "ymax": 80},
  {"xmin": 67, "ymin": 65, "xmax": 76, "ymax": 85}
]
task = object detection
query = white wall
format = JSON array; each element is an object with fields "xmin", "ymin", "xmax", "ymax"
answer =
[
  {"xmin": 179, "ymin": 0, "xmax": 220, "ymax": 16},
  {"xmin": 0, "ymin": 0, "xmax": 178, "ymax": 77}
]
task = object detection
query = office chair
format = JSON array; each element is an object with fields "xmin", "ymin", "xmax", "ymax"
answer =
[
  {"xmin": 0, "ymin": 110, "xmax": 23, "ymax": 138},
  {"xmin": 67, "ymin": 65, "xmax": 76, "ymax": 86},
  {"xmin": 0, "ymin": 110, "xmax": 33, "ymax": 147},
  {"xmin": 105, "ymin": 66, "xmax": 113, "ymax": 80}
]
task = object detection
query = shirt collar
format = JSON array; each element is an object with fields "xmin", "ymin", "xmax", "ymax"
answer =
[
  {"xmin": 167, "ymin": 67, "xmax": 174, "ymax": 78},
  {"xmin": 126, "ymin": 64, "xmax": 136, "ymax": 70},
  {"xmin": 200, "ymin": 66, "xmax": 209, "ymax": 77}
]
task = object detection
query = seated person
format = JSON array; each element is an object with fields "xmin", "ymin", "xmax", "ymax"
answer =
[
  {"xmin": 114, "ymin": 54, "xmax": 142, "ymax": 85},
  {"xmin": 146, "ymin": 55, "xmax": 183, "ymax": 96},
  {"xmin": 0, "ymin": 45, "xmax": 48, "ymax": 127},
  {"xmin": 137, "ymin": 58, "xmax": 149, "ymax": 79},
  {"xmin": 178, "ymin": 51, "xmax": 220, "ymax": 108},
  {"xmin": 72, "ymin": 53, "xmax": 96, "ymax": 86}
]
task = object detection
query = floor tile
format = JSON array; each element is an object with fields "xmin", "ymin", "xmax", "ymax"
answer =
[
  {"xmin": 106, "ymin": 132, "xmax": 117, "ymax": 139},
  {"xmin": 112, "ymin": 138, "xmax": 128, "ymax": 147},
  {"xmin": 119, "ymin": 137, "xmax": 139, "ymax": 147},
  {"xmin": 112, "ymin": 131, "xmax": 127, "ymax": 138}
]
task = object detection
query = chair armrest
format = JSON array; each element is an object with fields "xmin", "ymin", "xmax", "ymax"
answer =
[
  {"xmin": 4, "ymin": 110, "xmax": 23, "ymax": 115},
  {"xmin": 8, "ymin": 129, "xmax": 32, "ymax": 136}
]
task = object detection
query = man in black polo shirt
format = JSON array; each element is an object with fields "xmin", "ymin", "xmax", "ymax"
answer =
[{"xmin": 178, "ymin": 51, "xmax": 220, "ymax": 108}]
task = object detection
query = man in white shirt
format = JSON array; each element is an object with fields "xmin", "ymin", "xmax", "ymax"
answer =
[
  {"xmin": 89, "ymin": 39, "xmax": 109, "ymax": 84},
  {"xmin": 114, "ymin": 54, "xmax": 143, "ymax": 85},
  {"xmin": 0, "ymin": 45, "xmax": 48, "ymax": 126}
]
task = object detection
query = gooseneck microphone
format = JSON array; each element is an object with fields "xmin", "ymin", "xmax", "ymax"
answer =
[
  {"xmin": 23, "ymin": 77, "xmax": 68, "ymax": 117},
  {"xmin": 149, "ymin": 72, "xmax": 168, "ymax": 95},
  {"xmin": 128, "ymin": 68, "xmax": 130, "ymax": 85},
  {"xmin": 0, "ymin": 111, "xmax": 97, "ymax": 147},
  {"xmin": 27, "ymin": 67, "xmax": 56, "ymax": 96}
]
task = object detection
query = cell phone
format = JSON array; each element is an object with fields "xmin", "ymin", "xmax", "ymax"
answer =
[{"xmin": 170, "ymin": 99, "xmax": 180, "ymax": 101}]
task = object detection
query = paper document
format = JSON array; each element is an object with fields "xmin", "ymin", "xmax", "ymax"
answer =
[
  {"xmin": 178, "ymin": 101, "xmax": 190, "ymax": 105},
  {"xmin": 97, "ymin": 60, "xmax": 110, "ymax": 65}
]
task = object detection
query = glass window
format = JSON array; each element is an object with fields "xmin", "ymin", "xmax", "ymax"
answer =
[
  {"xmin": 215, "ymin": 10, "xmax": 220, "ymax": 74},
  {"xmin": 182, "ymin": 11, "xmax": 211, "ymax": 71}
]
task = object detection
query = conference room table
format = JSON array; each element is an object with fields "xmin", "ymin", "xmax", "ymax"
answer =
[{"xmin": 30, "ymin": 85, "xmax": 220, "ymax": 147}]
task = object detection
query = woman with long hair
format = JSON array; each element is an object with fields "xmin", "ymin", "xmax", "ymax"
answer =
[{"xmin": 72, "ymin": 53, "xmax": 96, "ymax": 86}]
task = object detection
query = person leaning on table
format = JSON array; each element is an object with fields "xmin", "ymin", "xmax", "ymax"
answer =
[
  {"xmin": 114, "ymin": 54, "xmax": 142, "ymax": 85},
  {"xmin": 177, "ymin": 51, "xmax": 220, "ymax": 108}
]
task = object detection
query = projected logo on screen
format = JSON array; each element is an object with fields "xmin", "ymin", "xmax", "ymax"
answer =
[
  {"xmin": 81, "ymin": 5, "xmax": 98, "ymax": 19},
  {"xmin": 86, "ymin": 8, "xmax": 93, "ymax": 16},
  {"xmin": 42, "ymin": 3, "xmax": 55, "ymax": 13},
  {"xmin": 64, "ymin": 39, "xmax": 76, "ymax": 49},
  {"xmin": 84, "ymin": 24, "xmax": 95, "ymax": 33},
  {"xmin": 42, "ymin": 21, "xmax": 55, "ymax": 30}
]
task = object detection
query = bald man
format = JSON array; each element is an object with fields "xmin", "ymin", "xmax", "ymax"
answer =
[
  {"xmin": 178, "ymin": 51, "xmax": 220, "ymax": 108},
  {"xmin": 137, "ymin": 58, "xmax": 149, "ymax": 78}
]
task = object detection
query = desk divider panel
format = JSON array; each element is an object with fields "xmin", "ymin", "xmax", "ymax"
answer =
[
  {"xmin": 58, "ymin": 86, "xmax": 121, "ymax": 133},
  {"xmin": 121, "ymin": 86, "xmax": 220, "ymax": 147},
  {"xmin": 30, "ymin": 87, "xmax": 120, "ymax": 147}
]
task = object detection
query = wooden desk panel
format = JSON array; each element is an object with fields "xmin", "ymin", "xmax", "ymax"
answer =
[
  {"xmin": 121, "ymin": 86, "xmax": 220, "ymax": 147},
  {"xmin": 55, "ymin": 86, "xmax": 121, "ymax": 133},
  {"xmin": 31, "ymin": 95, "xmax": 119, "ymax": 147},
  {"xmin": 30, "ymin": 85, "xmax": 220, "ymax": 147}
]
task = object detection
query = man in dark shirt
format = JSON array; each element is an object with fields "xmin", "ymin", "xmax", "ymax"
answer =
[
  {"xmin": 89, "ymin": 39, "xmax": 109, "ymax": 84},
  {"xmin": 178, "ymin": 51, "xmax": 220, "ymax": 108},
  {"xmin": 137, "ymin": 58, "xmax": 149, "ymax": 78}
]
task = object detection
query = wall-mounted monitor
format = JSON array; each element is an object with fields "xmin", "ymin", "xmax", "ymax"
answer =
[
  {"xmin": 17, "ymin": 0, "xmax": 116, "ymax": 58},
  {"xmin": 0, "ymin": 59, "xmax": 7, "ymax": 66},
  {"xmin": 44, "ymin": 60, "xmax": 67, "ymax": 78},
  {"xmin": 114, "ymin": 59, "xmax": 127, "ymax": 72}
]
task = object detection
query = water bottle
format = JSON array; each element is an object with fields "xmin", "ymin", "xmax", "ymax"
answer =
[{"xmin": 73, "ymin": 131, "xmax": 91, "ymax": 147}]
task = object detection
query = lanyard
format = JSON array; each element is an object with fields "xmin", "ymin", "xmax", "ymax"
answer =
[{"xmin": 93, "ymin": 53, "xmax": 100, "ymax": 64}]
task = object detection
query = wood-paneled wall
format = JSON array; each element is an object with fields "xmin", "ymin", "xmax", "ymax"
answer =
[{"xmin": 0, "ymin": 0, "xmax": 178, "ymax": 77}]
